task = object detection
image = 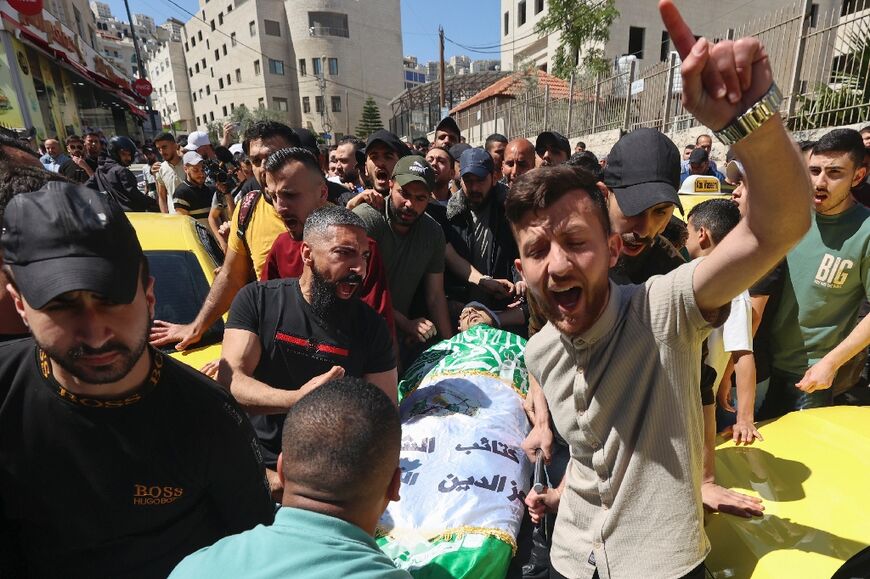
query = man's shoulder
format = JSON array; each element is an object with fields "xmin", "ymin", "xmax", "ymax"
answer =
[
  {"xmin": 524, "ymin": 323, "xmax": 564, "ymax": 374},
  {"xmin": 353, "ymin": 202, "xmax": 382, "ymax": 220},
  {"xmin": 0, "ymin": 338, "xmax": 36, "ymax": 389}
]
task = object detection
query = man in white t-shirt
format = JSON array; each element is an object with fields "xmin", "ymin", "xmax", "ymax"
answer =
[
  {"xmin": 686, "ymin": 197, "xmax": 762, "ymax": 518},
  {"xmin": 154, "ymin": 132, "xmax": 185, "ymax": 213}
]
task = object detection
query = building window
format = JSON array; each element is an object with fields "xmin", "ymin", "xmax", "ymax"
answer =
[
  {"xmin": 231, "ymin": 102, "xmax": 235, "ymax": 111},
  {"xmin": 198, "ymin": 31, "xmax": 203, "ymax": 41},
  {"xmin": 209, "ymin": 111, "xmax": 215, "ymax": 121},
  {"xmin": 227, "ymin": 3, "xmax": 232, "ymax": 11},
  {"xmin": 258, "ymin": 97, "xmax": 264, "ymax": 108},
  {"xmin": 226, "ymin": 73, "xmax": 231, "ymax": 85},
  {"xmin": 169, "ymin": 80, "xmax": 173, "ymax": 90},
  {"xmin": 841, "ymin": 0, "xmax": 870, "ymax": 15},
  {"xmin": 218, "ymin": 12, "xmax": 223, "ymax": 25},
  {"xmin": 230, "ymin": 32, "xmax": 237, "ymax": 46},
  {"xmin": 328, "ymin": 57, "xmax": 338, "ymax": 75},
  {"xmin": 312, "ymin": 58, "xmax": 322, "ymax": 76},
  {"xmin": 264, "ymin": 19, "xmax": 281, "ymax": 36},
  {"xmin": 628, "ymin": 26, "xmax": 645, "ymax": 59},
  {"xmin": 307, "ymin": 11, "xmax": 349, "ymax": 38},
  {"xmin": 518, "ymin": 1, "xmax": 527, "ymax": 26},
  {"xmin": 273, "ymin": 97, "xmax": 288, "ymax": 111},
  {"xmin": 660, "ymin": 31, "xmax": 670, "ymax": 61},
  {"xmin": 206, "ymin": 85, "xmax": 211, "ymax": 95},
  {"xmin": 185, "ymin": 41, "xmax": 189, "ymax": 51},
  {"xmin": 254, "ymin": 59, "xmax": 260, "ymax": 75},
  {"xmin": 201, "ymin": 58, "xmax": 206, "ymax": 68},
  {"xmin": 249, "ymin": 20, "xmax": 256, "ymax": 36},
  {"xmin": 191, "ymin": 37, "xmax": 196, "ymax": 47},
  {"xmin": 195, "ymin": 62, "xmax": 200, "ymax": 73},
  {"xmin": 268, "ymin": 59, "xmax": 285, "ymax": 75},
  {"xmin": 222, "ymin": 105, "xmax": 228, "ymax": 116},
  {"xmin": 222, "ymin": 44, "xmax": 227, "ymax": 55},
  {"xmin": 331, "ymin": 95, "xmax": 341, "ymax": 112},
  {"xmin": 214, "ymin": 49, "xmax": 220, "ymax": 61},
  {"xmin": 315, "ymin": 96, "xmax": 324, "ymax": 113},
  {"xmin": 535, "ymin": 0, "xmax": 544, "ymax": 13},
  {"xmin": 189, "ymin": 67, "xmax": 193, "ymax": 76},
  {"xmin": 503, "ymin": 12, "xmax": 509, "ymax": 35},
  {"xmin": 210, "ymin": 19, "xmax": 215, "ymax": 31},
  {"xmin": 218, "ymin": 78, "xmax": 224, "ymax": 89},
  {"xmin": 302, "ymin": 96, "xmax": 310, "ymax": 113},
  {"xmin": 235, "ymin": 68, "xmax": 241, "ymax": 82},
  {"xmin": 299, "ymin": 59, "xmax": 307, "ymax": 76},
  {"xmin": 193, "ymin": 92, "xmax": 197, "ymax": 102}
]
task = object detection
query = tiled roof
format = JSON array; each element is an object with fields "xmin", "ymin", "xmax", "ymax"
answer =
[{"xmin": 449, "ymin": 69, "xmax": 571, "ymax": 114}]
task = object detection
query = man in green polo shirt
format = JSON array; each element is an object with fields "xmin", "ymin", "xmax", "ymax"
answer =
[
  {"xmin": 761, "ymin": 128, "xmax": 870, "ymax": 417},
  {"xmin": 169, "ymin": 377, "xmax": 410, "ymax": 579}
]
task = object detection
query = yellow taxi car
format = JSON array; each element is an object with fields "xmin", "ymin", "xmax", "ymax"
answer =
[
  {"xmin": 128, "ymin": 213, "xmax": 224, "ymax": 370},
  {"xmin": 706, "ymin": 406, "xmax": 870, "ymax": 578},
  {"xmin": 676, "ymin": 175, "xmax": 732, "ymax": 221}
]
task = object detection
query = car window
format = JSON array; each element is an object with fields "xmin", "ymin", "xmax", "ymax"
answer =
[
  {"xmin": 193, "ymin": 221, "xmax": 225, "ymax": 267},
  {"xmin": 146, "ymin": 250, "xmax": 224, "ymax": 351}
]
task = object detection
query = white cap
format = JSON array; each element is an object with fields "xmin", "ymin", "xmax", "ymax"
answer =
[
  {"xmin": 229, "ymin": 143, "xmax": 244, "ymax": 156},
  {"xmin": 182, "ymin": 151, "xmax": 204, "ymax": 165},
  {"xmin": 678, "ymin": 175, "xmax": 721, "ymax": 195},
  {"xmin": 184, "ymin": 130, "xmax": 211, "ymax": 151}
]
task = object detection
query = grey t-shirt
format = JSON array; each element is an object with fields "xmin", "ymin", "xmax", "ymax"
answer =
[{"xmin": 353, "ymin": 200, "xmax": 445, "ymax": 316}]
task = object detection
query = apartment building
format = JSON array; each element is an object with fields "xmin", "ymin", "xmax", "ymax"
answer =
[
  {"xmin": 183, "ymin": 0, "xmax": 403, "ymax": 139},
  {"xmin": 148, "ymin": 37, "xmax": 196, "ymax": 132}
]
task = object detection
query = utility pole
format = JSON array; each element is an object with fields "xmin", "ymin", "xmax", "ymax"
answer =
[
  {"xmin": 439, "ymin": 26, "xmax": 445, "ymax": 110},
  {"xmin": 122, "ymin": 0, "xmax": 149, "ymax": 106}
]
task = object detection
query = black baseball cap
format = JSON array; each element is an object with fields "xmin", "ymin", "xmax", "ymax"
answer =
[
  {"xmin": 365, "ymin": 129, "xmax": 410, "ymax": 157},
  {"xmin": 535, "ymin": 131, "xmax": 571, "ymax": 157},
  {"xmin": 436, "ymin": 116, "xmax": 461, "ymax": 139},
  {"xmin": 1, "ymin": 182, "xmax": 144, "ymax": 309},
  {"xmin": 449, "ymin": 143, "xmax": 471, "ymax": 161},
  {"xmin": 602, "ymin": 128, "xmax": 682, "ymax": 217},
  {"xmin": 290, "ymin": 127, "xmax": 318, "ymax": 158}
]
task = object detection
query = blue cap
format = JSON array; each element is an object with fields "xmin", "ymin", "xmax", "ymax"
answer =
[{"xmin": 459, "ymin": 148, "xmax": 494, "ymax": 179}]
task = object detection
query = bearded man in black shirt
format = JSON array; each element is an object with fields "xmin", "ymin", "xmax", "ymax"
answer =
[
  {"xmin": 220, "ymin": 201, "xmax": 397, "ymax": 499},
  {"xmin": 0, "ymin": 183, "xmax": 273, "ymax": 578}
]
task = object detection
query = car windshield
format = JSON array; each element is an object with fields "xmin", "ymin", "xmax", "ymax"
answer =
[{"xmin": 146, "ymin": 250, "xmax": 223, "ymax": 352}]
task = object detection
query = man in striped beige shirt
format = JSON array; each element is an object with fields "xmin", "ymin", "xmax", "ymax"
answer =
[{"xmin": 509, "ymin": 2, "xmax": 812, "ymax": 578}]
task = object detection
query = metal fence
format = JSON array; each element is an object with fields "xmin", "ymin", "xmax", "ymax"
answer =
[{"xmin": 453, "ymin": 0, "xmax": 870, "ymax": 142}]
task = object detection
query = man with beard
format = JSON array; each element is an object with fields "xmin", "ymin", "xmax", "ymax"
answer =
[
  {"xmin": 353, "ymin": 156, "xmax": 453, "ymax": 355},
  {"xmin": 535, "ymin": 131, "xmax": 571, "ymax": 167},
  {"xmin": 485, "ymin": 133, "xmax": 508, "ymax": 182},
  {"xmin": 515, "ymin": 4, "xmax": 812, "ymax": 576},
  {"xmin": 150, "ymin": 121, "xmax": 299, "ymax": 350},
  {"xmin": 219, "ymin": 204, "xmax": 397, "ymax": 498},
  {"xmin": 333, "ymin": 136, "xmax": 365, "ymax": 194},
  {"xmin": 86, "ymin": 136, "xmax": 158, "ymax": 212},
  {"xmin": 502, "ymin": 138, "xmax": 537, "ymax": 188},
  {"xmin": 60, "ymin": 132, "xmax": 101, "ymax": 183},
  {"xmin": 259, "ymin": 147, "xmax": 395, "ymax": 336},
  {"xmin": 57, "ymin": 135, "xmax": 91, "ymax": 183},
  {"xmin": 424, "ymin": 145, "xmax": 454, "ymax": 207},
  {"xmin": 153, "ymin": 131, "xmax": 185, "ymax": 213},
  {"xmin": 346, "ymin": 130, "xmax": 407, "ymax": 211},
  {"xmin": 0, "ymin": 183, "xmax": 274, "ymax": 577},
  {"xmin": 446, "ymin": 148, "xmax": 519, "ymax": 311}
]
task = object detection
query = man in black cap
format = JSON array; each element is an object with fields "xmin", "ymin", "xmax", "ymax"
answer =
[
  {"xmin": 681, "ymin": 146, "xmax": 725, "ymax": 184},
  {"xmin": 0, "ymin": 183, "xmax": 273, "ymax": 577},
  {"xmin": 346, "ymin": 129, "xmax": 408, "ymax": 211},
  {"xmin": 433, "ymin": 116, "xmax": 461, "ymax": 149},
  {"xmin": 535, "ymin": 131, "xmax": 571, "ymax": 167},
  {"xmin": 86, "ymin": 136, "xmax": 158, "ymax": 212}
]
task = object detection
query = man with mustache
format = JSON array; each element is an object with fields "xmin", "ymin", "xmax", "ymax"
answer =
[
  {"xmin": 502, "ymin": 138, "xmax": 537, "ymax": 189},
  {"xmin": 219, "ymin": 202, "xmax": 397, "ymax": 498},
  {"xmin": 346, "ymin": 130, "xmax": 408, "ymax": 212},
  {"xmin": 0, "ymin": 183, "xmax": 274, "ymax": 576},
  {"xmin": 353, "ymin": 156, "xmax": 453, "ymax": 359}
]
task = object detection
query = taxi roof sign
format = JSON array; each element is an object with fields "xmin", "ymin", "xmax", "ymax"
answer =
[{"xmin": 679, "ymin": 175, "xmax": 721, "ymax": 195}]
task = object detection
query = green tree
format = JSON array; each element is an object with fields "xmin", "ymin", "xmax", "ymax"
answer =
[
  {"xmin": 206, "ymin": 104, "xmax": 288, "ymax": 144},
  {"xmin": 356, "ymin": 97, "xmax": 384, "ymax": 139},
  {"xmin": 534, "ymin": 0, "xmax": 619, "ymax": 79}
]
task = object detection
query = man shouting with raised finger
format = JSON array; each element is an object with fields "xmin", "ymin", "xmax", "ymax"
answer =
[{"xmin": 514, "ymin": 1, "xmax": 812, "ymax": 577}]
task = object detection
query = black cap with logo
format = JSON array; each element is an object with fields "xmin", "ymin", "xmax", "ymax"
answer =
[
  {"xmin": 365, "ymin": 129, "xmax": 411, "ymax": 158},
  {"xmin": 1, "ymin": 182, "xmax": 144, "ymax": 309},
  {"xmin": 535, "ymin": 131, "xmax": 571, "ymax": 157},
  {"xmin": 602, "ymin": 128, "xmax": 683, "ymax": 217}
]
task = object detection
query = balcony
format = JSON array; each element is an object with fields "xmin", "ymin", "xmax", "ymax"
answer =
[{"xmin": 308, "ymin": 26, "xmax": 349, "ymax": 38}]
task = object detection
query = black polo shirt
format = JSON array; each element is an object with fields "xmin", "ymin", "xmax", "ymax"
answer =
[
  {"xmin": 226, "ymin": 278, "xmax": 395, "ymax": 468},
  {"xmin": 173, "ymin": 179, "xmax": 215, "ymax": 220},
  {"xmin": 0, "ymin": 339, "xmax": 274, "ymax": 578}
]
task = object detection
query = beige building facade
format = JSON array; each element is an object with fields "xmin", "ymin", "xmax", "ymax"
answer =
[
  {"xmin": 148, "ymin": 38, "xmax": 196, "ymax": 132},
  {"xmin": 181, "ymin": 0, "xmax": 403, "ymax": 140},
  {"xmin": 500, "ymin": 0, "xmax": 840, "ymax": 73}
]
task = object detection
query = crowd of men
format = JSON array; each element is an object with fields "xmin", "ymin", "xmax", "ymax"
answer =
[{"xmin": 1, "ymin": 2, "xmax": 869, "ymax": 577}]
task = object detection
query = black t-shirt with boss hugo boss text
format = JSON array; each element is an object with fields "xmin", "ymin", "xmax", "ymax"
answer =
[
  {"xmin": 0, "ymin": 339, "xmax": 274, "ymax": 579},
  {"xmin": 226, "ymin": 278, "xmax": 396, "ymax": 468}
]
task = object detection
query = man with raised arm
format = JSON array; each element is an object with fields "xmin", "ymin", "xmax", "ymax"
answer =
[{"xmin": 516, "ymin": 2, "xmax": 811, "ymax": 577}]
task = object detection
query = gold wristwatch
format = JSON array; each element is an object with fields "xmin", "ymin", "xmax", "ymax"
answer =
[{"xmin": 714, "ymin": 83, "xmax": 783, "ymax": 146}]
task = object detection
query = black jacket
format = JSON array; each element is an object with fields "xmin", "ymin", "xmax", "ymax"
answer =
[
  {"xmin": 444, "ymin": 183, "xmax": 519, "ymax": 305},
  {"xmin": 86, "ymin": 158, "xmax": 158, "ymax": 212}
]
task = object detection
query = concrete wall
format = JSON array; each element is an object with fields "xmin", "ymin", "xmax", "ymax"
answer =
[{"xmin": 148, "ymin": 39, "xmax": 195, "ymax": 131}]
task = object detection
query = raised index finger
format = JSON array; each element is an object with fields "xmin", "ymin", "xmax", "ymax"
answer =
[{"xmin": 659, "ymin": 0, "xmax": 696, "ymax": 59}]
